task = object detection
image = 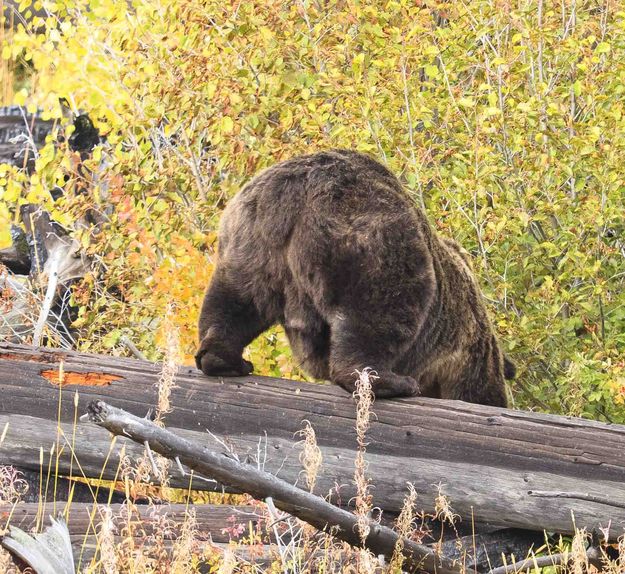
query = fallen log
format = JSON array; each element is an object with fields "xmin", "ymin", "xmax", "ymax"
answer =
[
  {"xmin": 11, "ymin": 469, "xmax": 127, "ymax": 505},
  {"xmin": 0, "ymin": 342, "xmax": 624, "ymax": 540},
  {"xmin": 83, "ymin": 400, "xmax": 458, "ymax": 574},
  {"xmin": 73, "ymin": 537, "xmax": 275, "ymax": 570},
  {"xmin": 2, "ymin": 518, "xmax": 275, "ymax": 573},
  {"xmin": 0, "ymin": 502, "xmax": 262, "ymax": 544}
]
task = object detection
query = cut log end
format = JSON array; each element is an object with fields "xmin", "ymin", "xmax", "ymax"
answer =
[{"xmin": 85, "ymin": 399, "xmax": 110, "ymax": 423}]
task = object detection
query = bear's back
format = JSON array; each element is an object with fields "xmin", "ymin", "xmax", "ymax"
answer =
[{"xmin": 219, "ymin": 150, "xmax": 423, "ymax": 254}]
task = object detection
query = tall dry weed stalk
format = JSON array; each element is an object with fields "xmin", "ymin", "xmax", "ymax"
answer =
[
  {"xmin": 118, "ymin": 446, "xmax": 153, "ymax": 502},
  {"xmin": 388, "ymin": 483, "xmax": 418, "ymax": 572},
  {"xmin": 171, "ymin": 508, "xmax": 198, "ymax": 573},
  {"xmin": 570, "ymin": 528, "xmax": 590, "ymax": 574},
  {"xmin": 133, "ymin": 304, "xmax": 182, "ymax": 490},
  {"xmin": 353, "ymin": 369, "xmax": 375, "ymax": 544},
  {"xmin": 298, "ymin": 420, "xmax": 322, "ymax": 493},
  {"xmin": 155, "ymin": 304, "xmax": 180, "ymax": 423},
  {"xmin": 97, "ymin": 505, "xmax": 118, "ymax": 574},
  {"xmin": 218, "ymin": 549, "xmax": 237, "ymax": 574},
  {"xmin": 434, "ymin": 484, "xmax": 458, "ymax": 527},
  {"xmin": 353, "ymin": 368, "xmax": 378, "ymax": 573}
]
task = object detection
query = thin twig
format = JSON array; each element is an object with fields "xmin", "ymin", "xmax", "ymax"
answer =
[{"xmin": 121, "ymin": 336, "xmax": 146, "ymax": 360}]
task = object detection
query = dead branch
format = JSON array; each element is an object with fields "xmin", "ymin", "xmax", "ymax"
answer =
[{"xmin": 82, "ymin": 400, "xmax": 460, "ymax": 574}]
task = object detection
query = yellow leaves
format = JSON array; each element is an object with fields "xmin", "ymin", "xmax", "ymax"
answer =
[
  {"xmin": 351, "ymin": 52, "xmax": 365, "ymax": 79},
  {"xmin": 259, "ymin": 26, "xmax": 274, "ymax": 42},
  {"xmin": 13, "ymin": 89, "xmax": 28, "ymax": 106},
  {"xmin": 0, "ymin": 202, "xmax": 11, "ymax": 248},
  {"xmin": 220, "ymin": 116, "xmax": 234, "ymax": 134},
  {"xmin": 1, "ymin": 179, "xmax": 22, "ymax": 203},
  {"xmin": 148, "ymin": 239, "xmax": 215, "ymax": 362},
  {"xmin": 424, "ymin": 64, "xmax": 439, "ymax": 79},
  {"xmin": 0, "ymin": 0, "xmax": 623, "ymax": 418}
]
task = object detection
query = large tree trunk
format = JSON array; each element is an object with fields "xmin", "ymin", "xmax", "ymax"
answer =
[{"xmin": 0, "ymin": 342, "xmax": 623, "ymax": 539}]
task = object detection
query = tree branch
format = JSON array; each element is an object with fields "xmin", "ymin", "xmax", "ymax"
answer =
[{"xmin": 82, "ymin": 400, "xmax": 460, "ymax": 574}]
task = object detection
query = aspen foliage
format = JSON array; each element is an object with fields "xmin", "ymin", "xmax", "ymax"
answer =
[{"xmin": 1, "ymin": 0, "xmax": 624, "ymax": 421}]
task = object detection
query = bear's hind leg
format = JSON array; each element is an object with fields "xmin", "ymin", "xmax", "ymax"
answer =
[
  {"xmin": 196, "ymin": 267, "xmax": 272, "ymax": 377},
  {"xmin": 284, "ymin": 315, "xmax": 331, "ymax": 380}
]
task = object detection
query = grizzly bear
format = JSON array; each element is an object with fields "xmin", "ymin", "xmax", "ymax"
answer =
[{"xmin": 195, "ymin": 150, "xmax": 512, "ymax": 406}]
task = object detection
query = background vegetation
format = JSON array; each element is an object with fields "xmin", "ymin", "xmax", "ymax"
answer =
[{"xmin": 1, "ymin": 0, "xmax": 624, "ymax": 421}]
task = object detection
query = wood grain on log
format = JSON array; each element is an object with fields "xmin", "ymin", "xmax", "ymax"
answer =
[
  {"xmin": 73, "ymin": 536, "xmax": 275, "ymax": 570},
  {"xmin": 0, "ymin": 342, "xmax": 624, "ymax": 539},
  {"xmin": 0, "ymin": 502, "xmax": 262, "ymax": 544}
]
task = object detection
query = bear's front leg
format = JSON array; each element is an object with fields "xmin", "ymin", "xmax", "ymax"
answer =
[
  {"xmin": 195, "ymin": 331, "xmax": 254, "ymax": 377},
  {"xmin": 196, "ymin": 266, "xmax": 271, "ymax": 377}
]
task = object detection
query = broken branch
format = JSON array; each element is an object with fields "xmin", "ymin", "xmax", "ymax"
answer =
[{"xmin": 82, "ymin": 400, "xmax": 459, "ymax": 574}]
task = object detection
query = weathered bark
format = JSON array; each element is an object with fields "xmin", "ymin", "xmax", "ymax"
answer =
[
  {"xmin": 11, "ymin": 468, "xmax": 127, "ymax": 505},
  {"xmin": 0, "ymin": 342, "xmax": 624, "ymax": 540},
  {"xmin": 84, "ymin": 400, "xmax": 459, "ymax": 574},
  {"xmin": 0, "ymin": 502, "xmax": 262, "ymax": 544}
]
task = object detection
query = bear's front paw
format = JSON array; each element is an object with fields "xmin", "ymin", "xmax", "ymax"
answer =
[
  {"xmin": 374, "ymin": 373, "xmax": 420, "ymax": 398},
  {"xmin": 195, "ymin": 348, "xmax": 254, "ymax": 377}
]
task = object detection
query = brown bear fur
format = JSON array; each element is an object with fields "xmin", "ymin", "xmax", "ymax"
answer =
[{"xmin": 196, "ymin": 150, "xmax": 512, "ymax": 406}]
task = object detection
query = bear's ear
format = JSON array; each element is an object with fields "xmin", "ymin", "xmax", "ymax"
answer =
[{"xmin": 503, "ymin": 356, "xmax": 517, "ymax": 380}]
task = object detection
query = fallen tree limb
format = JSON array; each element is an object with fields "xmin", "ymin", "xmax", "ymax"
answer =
[
  {"xmin": 0, "ymin": 342, "xmax": 624, "ymax": 540},
  {"xmin": 488, "ymin": 544, "xmax": 604, "ymax": 574},
  {"xmin": 83, "ymin": 400, "xmax": 459, "ymax": 574}
]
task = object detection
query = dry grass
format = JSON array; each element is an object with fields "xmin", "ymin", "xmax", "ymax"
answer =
[
  {"xmin": 297, "ymin": 420, "xmax": 322, "ymax": 494},
  {"xmin": 0, "ymin": 465, "xmax": 28, "ymax": 504},
  {"xmin": 352, "ymin": 368, "xmax": 379, "ymax": 573},
  {"xmin": 434, "ymin": 484, "xmax": 459, "ymax": 528},
  {"xmin": 155, "ymin": 305, "xmax": 180, "ymax": 424},
  {"xmin": 388, "ymin": 483, "xmax": 418, "ymax": 572}
]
